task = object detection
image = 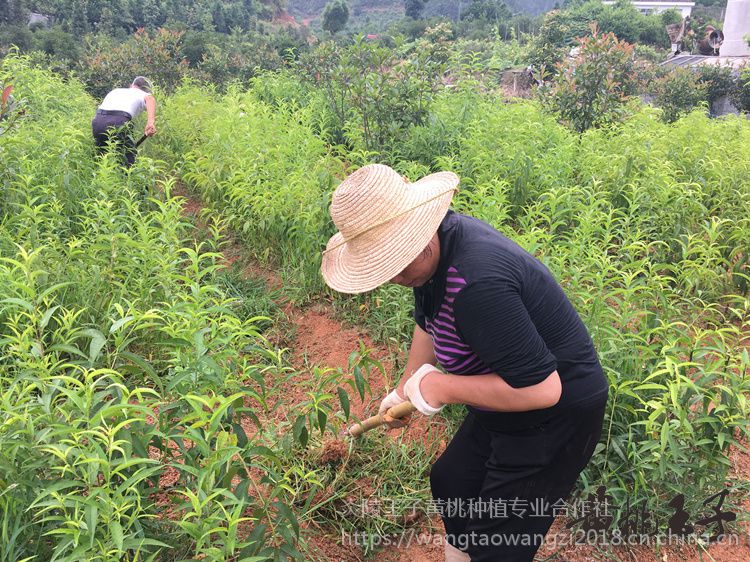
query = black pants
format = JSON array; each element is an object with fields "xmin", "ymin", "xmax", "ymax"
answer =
[
  {"xmin": 430, "ymin": 398, "xmax": 607, "ymax": 561},
  {"xmin": 92, "ymin": 113, "xmax": 137, "ymax": 167}
]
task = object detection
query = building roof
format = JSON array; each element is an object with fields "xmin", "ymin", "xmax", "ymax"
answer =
[
  {"xmin": 660, "ymin": 54, "xmax": 750, "ymax": 70},
  {"xmin": 603, "ymin": 1, "xmax": 695, "ymax": 6}
]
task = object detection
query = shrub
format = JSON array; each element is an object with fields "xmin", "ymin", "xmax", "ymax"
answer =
[
  {"xmin": 32, "ymin": 26, "xmax": 81, "ymax": 61},
  {"xmin": 633, "ymin": 43, "xmax": 668, "ymax": 63},
  {"xmin": 539, "ymin": 26, "xmax": 636, "ymax": 133},
  {"xmin": 653, "ymin": 67, "xmax": 709, "ymax": 123},
  {"xmin": 322, "ymin": 0, "xmax": 350, "ymax": 34},
  {"xmin": 160, "ymin": 83, "xmax": 341, "ymax": 294},
  {"xmin": 78, "ymin": 28, "xmax": 190, "ymax": 98},
  {"xmin": 397, "ymin": 84, "xmax": 485, "ymax": 166},
  {"xmin": 697, "ymin": 64, "xmax": 736, "ymax": 113},
  {"xmin": 527, "ymin": 10, "xmax": 585, "ymax": 75},
  {"xmin": 195, "ymin": 40, "xmax": 283, "ymax": 88},
  {"xmin": 404, "ymin": 0, "xmax": 428, "ymax": 19},
  {"xmin": 298, "ymin": 36, "xmax": 446, "ymax": 155},
  {"xmin": 730, "ymin": 67, "xmax": 750, "ymax": 113},
  {"xmin": 528, "ymin": 0, "xmax": 673, "ymax": 74},
  {"xmin": 0, "ymin": 23, "xmax": 33, "ymax": 53}
]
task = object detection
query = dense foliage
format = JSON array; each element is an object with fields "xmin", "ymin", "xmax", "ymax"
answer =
[
  {"xmin": 2, "ymin": 0, "xmax": 287, "ymax": 34},
  {"xmin": 539, "ymin": 27, "xmax": 636, "ymax": 132},
  {"xmin": 654, "ymin": 66, "xmax": 709, "ymax": 123},
  {"xmin": 298, "ymin": 30, "xmax": 448, "ymax": 153},
  {"xmin": 2, "ymin": 3, "xmax": 750, "ymax": 559},
  {"xmin": 158, "ymin": 57, "xmax": 750, "ymax": 534},
  {"xmin": 731, "ymin": 67, "xmax": 750, "ymax": 113},
  {"xmin": 404, "ymin": 0, "xmax": 427, "ymax": 19},
  {"xmin": 322, "ymin": 0, "xmax": 350, "ymax": 34},
  {"xmin": 0, "ymin": 53, "xmax": 389, "ymax": 561},
  {"xmin": 528, "ymin": 1, "xmax": 678, "ymax": 72}
]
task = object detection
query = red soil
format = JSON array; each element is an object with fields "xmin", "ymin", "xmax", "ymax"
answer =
[
  {"xmin": 320, "ymin": 438, "xmax": 349, "ymax": 464},
  {"xmin": 273, "ymin": 10, "xmax": 301, "ymax": 28}
]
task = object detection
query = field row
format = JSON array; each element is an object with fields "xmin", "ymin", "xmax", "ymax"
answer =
[{"xmin": 160, "ymin": 72, "xmax": 750, "ymax": 529}]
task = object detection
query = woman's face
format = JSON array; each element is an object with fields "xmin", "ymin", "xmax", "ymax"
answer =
[{"xmin": 390, "ymin": 233, "xmax": 440, "ymax": 288}]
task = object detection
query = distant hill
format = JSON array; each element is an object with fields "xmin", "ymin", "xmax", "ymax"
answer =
[
  {"xmin": 286, "ymin": 0, "xmax": 558, "ymax": 23},
  {"xmin": 425, "ymin": 0, "xmax": 558, "ymax": 18},
  {"xmin": 506, "ymin": 0, "xmax": 558, "ymax": 16}
]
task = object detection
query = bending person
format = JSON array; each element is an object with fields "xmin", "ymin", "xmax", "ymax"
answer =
[
  {"xmin": 92, "ymin": 76, "xmax": 156, "ymax": 167},
  {"xmin": 321, "ymin": 164, "xmax": 609, "ymax": 562}
]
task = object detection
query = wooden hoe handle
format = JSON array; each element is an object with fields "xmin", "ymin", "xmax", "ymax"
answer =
[{"xmin": 345, "ymin": 401, "xmax": 417, "ymax": 438}]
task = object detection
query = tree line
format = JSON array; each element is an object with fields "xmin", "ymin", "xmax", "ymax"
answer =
[{"xmin": 1, "ymin": 0, "xmax": 287, "ymax": 35}]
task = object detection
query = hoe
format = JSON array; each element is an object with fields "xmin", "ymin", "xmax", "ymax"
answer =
[
  {"xmin": 342, "ymin": 400, "xmax": 417, "ymax": 438},
  {"xmin": 318, "ymin": 401, "xmax": 417, "ymax": 464}
]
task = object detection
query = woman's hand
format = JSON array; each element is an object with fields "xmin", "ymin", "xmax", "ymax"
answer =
[
  {"xmin": 418, "ymin": 370, "xmax": 446, "ymax": 409},
  {"xmin": 378, "ymin": 388, "xmax": 410, "ymax": 429},
  {"xmin": 383, "ymin": 324, "xmax": 439, "ymax": 425},
  {"xmin": 404, "ymin": 364, "xmax": 445, "ymax": 416}
]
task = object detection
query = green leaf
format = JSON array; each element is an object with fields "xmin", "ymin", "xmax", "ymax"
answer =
[
  {"xmin": 86, "ymin": 503, "xmax": 98, "ymax": 548},
  {"xmin": 317, "ymin": 409, "xmax": 327, "ymax": 434},
  {"xmin": 47, "ymin": 343, "xmax": 88, "ymax": 359},
  {"xmin": 634, "ymin": 383, "xmax": 667, "ymax": 392},
  {"xmin": 293, "ymin": 414, "xmax": 306, "ymax": 445},
  {"xmin": 39, "ymin": 282, "xmax": 74, "ymax": 301},
  {"xmin": 109, "ymin": 316, "xmax": 135, "ymax": 334},
  {"xmin": 353, "ymin": 366, "xmax": 365, "ymax": 400},
  {"xmin": 337, "ymin": 386, "xmax": 350, "ymax": 420},
  {"xmin": 111, "ymin": 521, "xmax": 124, "ymax": 551},
  {"xmin": 0, "ymin": 297, "xmax": 34, "ymax": 313},
  {"xmin": 235, "ymin": 478, "xmax": 251, "ymax": 499},
  {"xmin": 117, "ymin": 351, "xmax": 160, "ymax": 390},
  {"xmin": 38, "ymin": 305, "xmax": 60, "ymax": 330},
  {"xmin": 246, "ymin": 445, "xmax": 279, "ymax": 463},
  {"xmin": 233, "ymin": 422, "xmax": 249, "ymax": 448},
  {"xmin": 273, "ymin": 500, "xmax": 299, "ymax": 537},
  {"xmin": 155, "ymin": 337, "xmax": 191, "ymax": 348},
  {"xmin": 81, "ymin": 328, "xmax": 106, "ymax": 365},
  {"xmin": 223, "ymin": 464, "xmax": 241, "ymax": 489}
]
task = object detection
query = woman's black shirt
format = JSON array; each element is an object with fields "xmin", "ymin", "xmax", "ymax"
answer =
[{"xmin": 413, "ymin": 211, "xmax": 609, "ymax": 429}]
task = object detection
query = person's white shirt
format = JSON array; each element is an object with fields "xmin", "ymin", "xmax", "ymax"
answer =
[{"xmin": 98, "ymin": 88, "xmax": 149, "ymax": 119}]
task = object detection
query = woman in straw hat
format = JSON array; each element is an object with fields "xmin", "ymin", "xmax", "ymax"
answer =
[{"xmin": 322, "ymin": 164, "xmax": 609, "ymax": 562}]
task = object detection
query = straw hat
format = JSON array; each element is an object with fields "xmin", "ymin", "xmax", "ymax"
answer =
[{"xmin": 321, "ymin": 164, "xmax": 459, "ymax": 294}]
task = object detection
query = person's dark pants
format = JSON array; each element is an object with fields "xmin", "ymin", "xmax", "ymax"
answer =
[
  {"xmin": 430, "ymin": 398, "xmax": 607, "ymax": 561},
  {"xmin": 92, "ymin": 111, "xmax": 137, "ymax": 167}
]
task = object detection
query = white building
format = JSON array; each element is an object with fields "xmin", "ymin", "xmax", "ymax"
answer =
[
  {"xmin": 602, "ymin": 1, "xmax": 695, "ymax": 17},
  {"xmin": 27, "ymin": 12, "xmax": 53, "ymax": 28},
  {"xmin": 721, "ymin": 0, "xmax": 750, "ymax": 56}
]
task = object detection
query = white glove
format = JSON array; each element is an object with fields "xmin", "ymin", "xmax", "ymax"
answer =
[
  {"xmin": 378, "ymin": 388, "xmax": 408, "ymax": 417},
  {"xmin": 404, "ymin": 364, "xmax": 445, "ymax": 416}
]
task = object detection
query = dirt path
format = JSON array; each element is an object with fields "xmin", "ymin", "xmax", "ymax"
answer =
[{"xmin": 174, "ymin": 185, "xmax": 749, "ymax": 562}]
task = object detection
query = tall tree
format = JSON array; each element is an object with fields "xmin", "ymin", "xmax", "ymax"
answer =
[
  {"xmin": 461, "ymin": 0, "xmax": 511, "ymax": 23},
  {"xmin": 404, "ymin": 0, "xmax": 428, "ymax": 19},
  {"xmin": 322, "ymin": 0, "xmax": 349, "ymax": 34},
  {"xmin": 1, "ymin": 0, "xmax": 28, "ymax": 26}
]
